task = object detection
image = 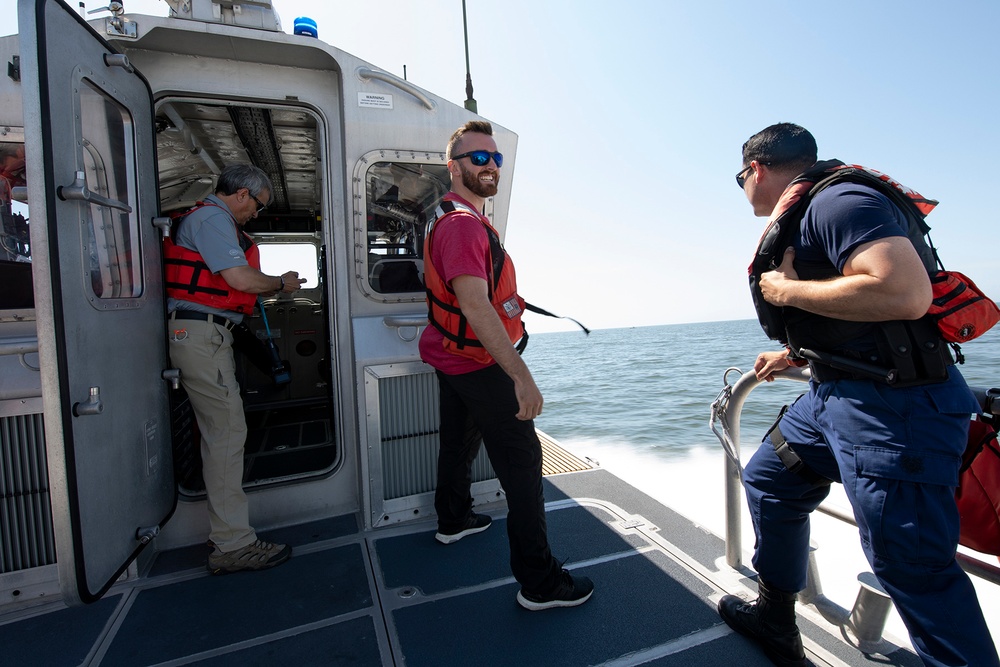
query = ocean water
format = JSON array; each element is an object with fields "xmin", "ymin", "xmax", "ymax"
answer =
[
  {"xmin": 523, "ymin": 318, "xmax": 1000, "ymax": 643},
  {"xmin": 526, "ymin": 318, "xmax": 1000, "ymax": 458}
]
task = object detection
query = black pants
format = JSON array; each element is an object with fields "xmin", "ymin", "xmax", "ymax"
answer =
[{"xmin": 434, "ymin": 365, "xmax": 561, "ymax": 594}]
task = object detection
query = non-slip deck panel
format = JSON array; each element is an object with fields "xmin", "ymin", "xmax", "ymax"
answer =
[
  {"xmin": 641, "ymin": 632, "xmax": 776, "ymax": 666},
  {"xmin": 375, "ymin": 504, "xmax": 646, "ymax": 595},
  {"xmin": 391, "ymin": 550, "xmax": 722, "ymax": 667},
  {"xmin": 102, "ymin": 545, "xmax": 371, "ymax": 665},
  {"xmin": 544, "ymin": 468, "xmax": 728, "ymax": 573},
  {"xmin": 544, "ymin": 470, "xmax": 925, "ymax": 667},
  {"xmin": 185, "ymin": 615, "xmax": 384, "ymax": 666},
  {"xmin": 0, "ymin": 594, "xmax": 122, "ymax": 667},
  {"xmin": 147, "ymin": 514, "xmax": 359, "ymax": 577}
]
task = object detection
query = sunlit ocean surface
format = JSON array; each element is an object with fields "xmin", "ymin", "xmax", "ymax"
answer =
[
  {"xmin": 526, "ymin": 318, "xmax": 1000, "ymax": 458},
  {"xmin": 524, "ymin": 318, "xmax": 1000, "ymax": 641}
]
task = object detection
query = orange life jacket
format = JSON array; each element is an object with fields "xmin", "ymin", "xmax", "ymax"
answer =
[
  {"xmin": 957, "ymin": 415, "xmax": 1000, "ymax": 557},
  {"xmin": 423, "ymin": 198, "xmax": 525, "ymax": 364},
  {"xmin": 163, "ymin": 202, "xmax": 259, "ymax": 315}
]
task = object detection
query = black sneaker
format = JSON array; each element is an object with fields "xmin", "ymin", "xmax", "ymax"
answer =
[
  {"xmin": 517, "ymin": 569, "xmax": 594, "ymax": 611},
  {"xmin": 435, "ymin": 512, "xmax": 492, "ymax": 544}
]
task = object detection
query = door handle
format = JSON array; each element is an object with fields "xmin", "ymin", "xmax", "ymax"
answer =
[
  {"xmin": 58, "ymin": 171, "xmax": 133, "ymax": 213},
  {"xmin": 162, "ymin": 368, "xmax": 181, "ymax": 390},
  {"xmin": 72, "ymin": 386, "xmax": 104, "ymax": 417}
]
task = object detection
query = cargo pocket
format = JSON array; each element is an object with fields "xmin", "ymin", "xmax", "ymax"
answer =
[{"xmin": 853, "ymin": 445, "xmax": 961, "ymax": 565}]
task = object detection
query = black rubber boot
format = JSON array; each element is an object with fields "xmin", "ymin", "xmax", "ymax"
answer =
[{"xmin": 718, "ymin": 578, "xmax": 807, "ymax": 667}]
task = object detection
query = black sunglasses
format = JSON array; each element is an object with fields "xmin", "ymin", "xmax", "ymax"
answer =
[
  {"xmin": 736, "ymin": 161, "xmax": 772, "ymax": 189},
  {"xmin": 250, "ymin": 192, "xmax": 268, "ymax": 213},
  {"xmin": 452, "ymin": 150, "xmax": 503, "ymax": 168}
]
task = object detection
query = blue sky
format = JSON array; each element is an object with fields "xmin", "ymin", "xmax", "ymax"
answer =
[{"xmin": 7, "ymin": 0, "xmax": 1000, "ymax": 334}]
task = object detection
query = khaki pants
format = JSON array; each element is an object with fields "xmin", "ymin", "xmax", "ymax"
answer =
[{"xmin": 168, "ymin": 317, "xmax": 256, "ymax": 552}]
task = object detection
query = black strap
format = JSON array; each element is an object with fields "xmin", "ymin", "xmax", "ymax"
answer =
[
  {"xmin": 170, "ymin": 310, "xmax": 236, "ymax": 330},
  {"xmin": 767, "ymin": 406, "xmax": 832, "ymax": 487},
  {"xmin": 524, "ymin": 302, "xmax": 590, "ymax": 335},
  {"xmin": 164, "ymin": 256, "xmax": 229, "ymax": 297},
  {"xmin": 798, "ymin": 348, "xmax": 898, "ymax": 384}
]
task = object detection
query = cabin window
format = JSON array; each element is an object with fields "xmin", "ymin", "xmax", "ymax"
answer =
[
  {"xmin": 0, "ymin": 141, "xmax": 31, "ymax": 310},
  {"xmin": 258, "ymin": 241, "xmax": 320, "ymax": 289},
  {"xmin": 362, "ymin": 158, "xmax": 450, "ymax": 297},
  {"xmin": 78, "ymin": 79, "xmax": 142, "ymax": 300}
]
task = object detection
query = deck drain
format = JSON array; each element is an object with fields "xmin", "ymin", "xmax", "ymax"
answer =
[{"xmin": 398, "ymin": 587, "xmax": 417, "ymax": 599}]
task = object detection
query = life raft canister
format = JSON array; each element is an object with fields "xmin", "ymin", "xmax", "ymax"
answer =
[
  {"xmin": 163, "ymin": 202, "xmax": 259, "ymax": 315},
  {"xmin": 423, "ymin": 199, "xmax": 525, "ymax": 364}
]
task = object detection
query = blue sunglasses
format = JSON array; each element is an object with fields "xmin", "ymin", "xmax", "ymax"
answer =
[{"xmin": 452, "ymin": 150, "xmax": 503, "ymax": 168}]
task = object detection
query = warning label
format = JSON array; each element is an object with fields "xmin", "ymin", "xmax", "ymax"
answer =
[{"xmin": 358, "ymin": 92, "xmax": 393, "ymax": 109}]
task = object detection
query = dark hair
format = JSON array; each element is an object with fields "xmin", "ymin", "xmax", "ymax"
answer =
[
  {"xmin": 447, "ymin": 120, "xmax": 494, "ymax": 159},
  {"xmin": 215, "ymin": 164, "xmax": 272, "ymax": 198},
  {"xmin": 741, "ymin": 123, "xmax": 817, "ymax": 173}
]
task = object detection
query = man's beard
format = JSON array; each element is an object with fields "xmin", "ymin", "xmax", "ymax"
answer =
[{"xmin": 460, "ymin": 164, "xmax": 499, "ymax": 198}]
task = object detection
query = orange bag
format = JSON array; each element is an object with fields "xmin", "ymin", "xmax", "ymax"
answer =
[{"xmin": 929, "ymin": 271, "xmax": 1000, "ymax": 343}]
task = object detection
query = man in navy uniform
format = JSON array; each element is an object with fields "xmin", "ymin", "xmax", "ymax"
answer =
[{"xmin": 721, "ymin": 123, "xmax": 998, "ymax": 666}]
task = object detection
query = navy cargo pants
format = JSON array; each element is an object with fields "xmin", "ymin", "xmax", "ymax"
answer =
[{"xmin": 742, "ymin": 368, "xmax": 999, "ymax": 667}]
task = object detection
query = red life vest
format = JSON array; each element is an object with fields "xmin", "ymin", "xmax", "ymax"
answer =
[
  {"xmin": 957, "ymin": 415, "xmax": 1000, "ymax": 557},
  {"xmin": 423, "ymin": 198, "xmax": 525, "ymax": 364},
  {"xmin": 163, "ymin": 202, "xmax": 259, "ymax": 315}
]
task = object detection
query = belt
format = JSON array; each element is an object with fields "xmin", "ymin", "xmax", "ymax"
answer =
[{"xmin": 170, "ymin": 310, "xmax": 237, "ymax": 331}]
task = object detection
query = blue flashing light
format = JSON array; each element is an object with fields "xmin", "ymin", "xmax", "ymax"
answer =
[{"xmin": 293, "ymin": 16, "xmax": 318, "ymax": 38}]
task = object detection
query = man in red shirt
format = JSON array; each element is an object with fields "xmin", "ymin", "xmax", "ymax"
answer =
[{"xmin": 420, "ymin": 121, "xmax": 593, "ymax": 610}]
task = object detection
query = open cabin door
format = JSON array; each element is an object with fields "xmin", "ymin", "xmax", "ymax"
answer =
[{"xmin": 19, "ymin": 0, "xmax": 174, "ymax": 604}]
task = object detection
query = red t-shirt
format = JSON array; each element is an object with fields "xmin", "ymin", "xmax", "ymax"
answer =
[{"xmin": 419, "ymin": 199, "xmax": 495, "ymax": 375}]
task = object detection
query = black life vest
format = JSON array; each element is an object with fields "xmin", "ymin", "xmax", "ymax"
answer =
[
  {"xmin": 749, "ymin": 161, "xmax": 938, "ymax": 345},
  {"xmin": 749, "ymin": 162, "xmax": 952, "ymax": 385}
]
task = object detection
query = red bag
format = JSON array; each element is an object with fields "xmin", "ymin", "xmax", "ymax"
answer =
[
  {"xmin": 956, "ymin": 416, "xmax": 1000, "ymax": 556},
  {"xmin": 929, "ymin": 271, "xmax": 1000, "ymax": 343}
]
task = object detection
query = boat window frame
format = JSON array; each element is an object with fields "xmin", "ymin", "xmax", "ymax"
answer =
[
  {"xmin": 76, "ymin": 75, "xmax": 144, "ymax": 307},
  {"xmin": 353, "ymin": 150, "xmax": 492, "ymax": 303}
]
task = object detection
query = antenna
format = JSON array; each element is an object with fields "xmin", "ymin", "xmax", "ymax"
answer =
[{"xmin": 461, "ymin": 0, "xmax": 477, "ymax": 113}]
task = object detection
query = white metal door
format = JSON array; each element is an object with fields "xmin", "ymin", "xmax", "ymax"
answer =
[{"xmin": 19, "ymin": 0, "xmax": 174, "ymax": 604}]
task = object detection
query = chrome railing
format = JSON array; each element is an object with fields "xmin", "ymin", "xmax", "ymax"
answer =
[{"xmin": 710, "ymin": 368, "xmax": 1000, "ymax": 586}]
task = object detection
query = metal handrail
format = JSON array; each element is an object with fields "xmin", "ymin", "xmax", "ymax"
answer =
[
  {"xmin": 0, "ymin": 336, "xmax": 38, "ymax": 356},
  {"xmin": 356, "ymin": 67, "xmax": 435, "ymax": 111},
  {"xmin": 710, "ymin": 366, "xmax": 809, "ymax": 568},
  {"xmin": 710, "ymin": 368, "xmax": 1000, "ymax": 586},
  {"xmin": 0, "ymin": 336, "xmax": 41, "ymax": 371}
]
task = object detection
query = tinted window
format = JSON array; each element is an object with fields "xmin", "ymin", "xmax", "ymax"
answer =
[
  {"xmin": 79, "ymin": 79, "xmax": 142, "ymax": 300},
  {"xmin": 364, "ymin": 160, "xmax": 449, "ymax": 295}
]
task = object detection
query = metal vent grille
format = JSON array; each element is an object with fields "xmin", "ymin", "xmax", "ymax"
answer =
[
  {"xmin": 374, "ymin": 367, "xmax": 495, "ymax": 501},
  {"xmin": 0, "ymin": 413, "xmax": 56, "ymax": 573}
]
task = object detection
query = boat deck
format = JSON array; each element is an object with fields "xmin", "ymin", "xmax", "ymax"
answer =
[{"xmin": 0, "ymin": 468, "xmax": 925, "ymax": 666}]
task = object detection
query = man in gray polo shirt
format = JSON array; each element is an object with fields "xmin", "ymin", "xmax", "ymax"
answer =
[{"xmin": 164, "ymin": 164, "xmax": 304, "ymax": 574}]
